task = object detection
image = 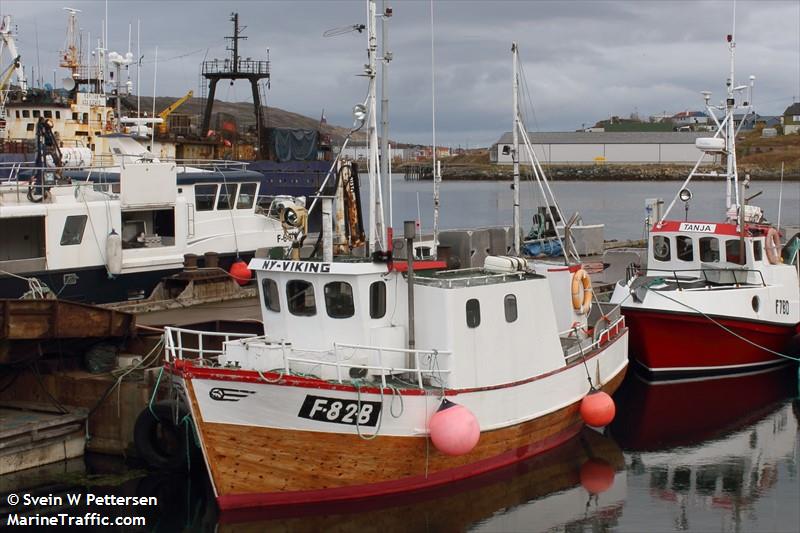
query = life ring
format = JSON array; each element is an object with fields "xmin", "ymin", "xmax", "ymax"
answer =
[
  {"xmin": 133, "ymin": 401, "xmax": 198, "ymax": 471},
  {"xmin": 571, "ymin": 268, "xmax": 593, "ymax": 315},
  {"xmin": 765, "ymin": 228, "xmax": 781, "ymax": 265}
]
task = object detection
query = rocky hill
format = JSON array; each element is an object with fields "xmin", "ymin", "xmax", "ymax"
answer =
[{"xmin": 122, "ymin": 95, "xmax": 358, "ymax": 142}]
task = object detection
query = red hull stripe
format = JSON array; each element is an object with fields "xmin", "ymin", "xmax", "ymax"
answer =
[
  {"xmin": 215, "ymin": 421, "xmax": 583, "ymax": 510},
  {"xmin": 169, "ymin": 327, "xmax": 626, "ymax": 396}
]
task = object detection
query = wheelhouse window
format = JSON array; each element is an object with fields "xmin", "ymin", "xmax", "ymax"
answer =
[
  {"xmin": 753, "ymin": 240, "xmax": 763, "ymax": 261},
  {"xmin": 22, "ymin": 110, "xmax": 29, "ymax": 118},
  {"xmin": 286, "ymin": 280, "xmax": 316, "ymax": 316},
  {"xmin": 370, "ymin": 281, "xmax": 386, "ymax": 319},
  {"xmin": 194, "ymin": 184, "xmax": 218, "ymax": 211},
  {"xmin": 699, "ymin": 237, "xmax": 720, "ymax": 262},
  {"xmin": 262, "ymin": 278, "xmax": 280, "ymax": 312},
  {"xmin": 725, "ymin": 239, "xmax": 745, "ymax": 265},
  {"xmin": 652, "ymin": 235, "xmax": 671, "ymax": 262},
  {"xmin": 676, "ymin": 236, "xmax": 694, "ymax": 261},
  {"xmin": 216, "ymin": 183, "xmax": 237, "ymax": 210},
  {"xmin": 324, "ymin": 281, "xmax": 355, "ymax": 319},
  {"xmin": 466, "ymin": 298, "xmax": 481, "ymax": 328},
  {"xmin": 236, "ymin": 183, "xmax": 257, "ymax": 209},
  {"xmin": 60, "ymin": 215, "xmax": 87, "ymax": 246},
  {"xmin": 504, "ymin": 294, "xmax": 518, "ymax": 323}
]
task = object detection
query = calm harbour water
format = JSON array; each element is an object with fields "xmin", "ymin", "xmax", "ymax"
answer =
[
  {"xmin": 375, "ymin": 176, "xmax": 800, "ymax": 241},
  {"xmin": 2, "ymin": 178, "xmax": 799, "ymax": 532}
]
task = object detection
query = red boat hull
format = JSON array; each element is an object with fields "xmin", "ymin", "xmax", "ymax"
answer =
[{"xmin": 622, "ymin": 308, "xmax": 798, "ymax": 374}]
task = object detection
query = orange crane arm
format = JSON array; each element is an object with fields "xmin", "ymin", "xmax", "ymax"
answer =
[{"xmin": 157, "ymin": 90, "xmax": 193, "ymax": 134}]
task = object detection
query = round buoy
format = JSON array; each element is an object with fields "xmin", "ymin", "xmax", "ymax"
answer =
[
  {"xmin": 429, "ymin": 399, "xmax": 480, "ymax": 456},
  {"xmin": 580, "ymin": 391, "xmax": 616, "ymax": 427},
  {"xmin": 580, "ymin": 458, "xmax": 615, "ymax": 494},
  {"xmin": 229, "ymin": 260, "xmax": 252, "ymax": 286}
]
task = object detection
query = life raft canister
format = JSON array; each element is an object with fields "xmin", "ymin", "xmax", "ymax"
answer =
[{"xmin": 571, "ymin": 268, "xmax": 592, "ymax": 315}]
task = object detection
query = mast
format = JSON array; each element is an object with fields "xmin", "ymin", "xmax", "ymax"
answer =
[
  {"xmin": 511, "ymin": 42, "xmax": 521, "ymax": 256},
  {"xmin": 430, "ymin": 0, "xmax": 440, "ymax": 254},
  {"xmin": 367, "ymin": 0, "xmax": 386, "ymax": 251},
  {"xmin": 380, "ymin": 0, "xmax": 391, "ymax": 230},
  {"xmin": 725, "ymin": 3, "xmax": 739, "ymax": 209}
]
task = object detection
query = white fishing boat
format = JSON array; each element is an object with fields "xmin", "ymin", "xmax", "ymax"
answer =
[
  {"xmin": 609, "ymin": 18, "xmax": 800, "ymax": 376},
  {"xmin": 161, "ymin": 1, "xmax": 628, "ymax": 511},
  {"xmin": 0, "ymin": 125, "xmax": 292, "ymax": 302}
]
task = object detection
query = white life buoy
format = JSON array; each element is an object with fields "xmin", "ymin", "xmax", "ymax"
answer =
[{"xmin": 765, "ymin": 228, "xmax": 781, "ymax": 265}]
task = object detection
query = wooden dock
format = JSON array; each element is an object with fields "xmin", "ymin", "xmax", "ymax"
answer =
[{"xmin": 0, "ymin": 402, "xmax": 87, "ymax": 475}]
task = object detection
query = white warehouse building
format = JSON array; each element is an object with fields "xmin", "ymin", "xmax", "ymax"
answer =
[{"xmin": 491, "ymin": 131, "xmax": 714, "ymax": 165}]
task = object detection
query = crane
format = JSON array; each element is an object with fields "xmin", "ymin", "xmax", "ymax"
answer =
[{"xmin": 157, "ymin": 90, "xmax": 193, "ymax": 134}]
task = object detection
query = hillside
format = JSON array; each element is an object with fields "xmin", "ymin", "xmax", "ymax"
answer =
[{"xmin": 122, "ymin": 95, "xmax": 358, "ymax": 142}]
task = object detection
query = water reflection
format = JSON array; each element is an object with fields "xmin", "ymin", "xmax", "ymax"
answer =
[{"xmin": 612, "ymin": 365, "xmax": 799, "ymax": 532}]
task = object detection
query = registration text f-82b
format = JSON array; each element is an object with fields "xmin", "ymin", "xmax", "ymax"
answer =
[{"xmin": 298, "ymin": 395, "xmax": 382, "ymax": 427}]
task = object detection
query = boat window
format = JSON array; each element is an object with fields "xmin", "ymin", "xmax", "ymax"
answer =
[
  {"xmin": 194, "ymin": 184, "xmax": 218, "ymax": 211},
  {"xmin": 370, "ymin": 281, "xmax": 386, "ymax": 319},
  {"xmin": 14, "ymin": 110, "xmax": 19, "ymax": 118},
  {"xmin": 60, "ymin": 215, "xmax": 88, "ymax": 246},
  {"xmin": 216, "ymin": 183, "xmax": 237, "ymax": 210},
  {"xmin": 286, "ymin": 280, "xmax": 316, "ymax": 316},
  {"xmin": 676, "ymin": 236, "xmax": 694, "ymax": 261},
  {"xmin": 725, "ymin": 239, "xmax": 745, "ymax": 265},
  {"xmin": 699, "ymin": 237, "xmax": 720, "ymax": 262},
  {"xmin": 236, "ymin": 183, "xmax": 257, "ymax": 209},
  {"xmin": 324, "ymin": 281, "xmax": 355, "ymax": 319},
  {"xmin": 26, "ymin": 124, "xmax": 34, "ymax": 132},
  {"xmin": 466, "ymin": 299, "xmax": 481, "ymax": 328},
  {"xmin": 32, "ymin": 110, "xmax": 40, "ymax": 118},
  {"xmin": 72, "ymin": 112, "xmax": 78, "ymax": 121},
  {"xmin": 504, "ymin": 294, "xmax": 518, "ymax": 323},
  {"xmin": 44, "ymin": 110, "xmax": 52, "ymax": 118},
  {"xmin": 22, "ymin": 110, "xmax": 29, "ymax": 118},
  {"xmin": 652, "ymin": 235, "xmax": 671, "ymax": 262},
  {"xmin": 753, "ymin": 240, "xmax": 763, "ymax": 261},
  {"xmin": 55, "ymin": 111, "xmax": 61, "ymax": 119},
  {"xmin": 262, "ymin": 278, "xmax": 280, "ymax": 312}
]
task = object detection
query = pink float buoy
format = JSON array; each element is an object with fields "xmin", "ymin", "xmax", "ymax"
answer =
[
  {"xmin": 429, "ymin": 399, "xmax": 480, "ymax": 456},
  {"xmin": 580, "ymin": 390, "xmax": 616, "ymax": 427},
  {"xmin": 229, "ymin": 260, "xmax": 252, "ymax": 286}
]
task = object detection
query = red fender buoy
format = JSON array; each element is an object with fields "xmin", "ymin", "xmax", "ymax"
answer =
[
  {"xmin": 230, "ymin": 260, "xmax": 252, "ymax": 286},
  {"xmin": 429, "ymin": 399, "xmax": 480, "ymax": 456},
  {"xmin": 580, "ymin": 458, "xmax": 615, "ymax": 494},
  {"xmin": 580, "ymin": 391, "xmax": 616, "ymax": 427}
]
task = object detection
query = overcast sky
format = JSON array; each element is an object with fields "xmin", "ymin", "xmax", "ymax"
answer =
[{"xmin": 3, "ymin": 0, "xmax": 799, "ymax": 147}]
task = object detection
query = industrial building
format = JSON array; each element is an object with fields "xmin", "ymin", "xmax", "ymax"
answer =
[{"xmin": 490, "ymin": 131, "xmax": 713, "ymax": 165}]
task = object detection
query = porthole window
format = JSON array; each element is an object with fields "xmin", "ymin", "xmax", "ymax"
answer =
[
  {"xmin": 60, "ymin": 215, "xmax": 87, "ymax": 245},
  {"xmin": 676, "ymin": 236, "xmax": 694, "ymax": 261},
  {"xmin": 699, "ymin": 237, "xmax": 720, "ymax": 262},
  {"xmin": 324, "ymin": 281, "xmax": 355, "ymax": 319},
  {"xmin": 262, "ymin": 278, "xmax": 280, "ymax": 312},
  {"xmin": 751, "ymin": 295, "xmax": 760, "ymax": 312},
  {"xmin": 466, "ymin": 298, "xmax": 481, "ymax": 328},
  {"xmin": 370, "ymin": 281, "xmax": 386, "ymax": 319},
  {"xmin": 653, "ymin": 236, "xmax": 671, "ymax": 262},
  {"xmin": 286, "ymin": 280, "xmax": 316, "ymax": 316},
  {"xmin": 504, "ymin": 294, "xmax": 518, "ymax": 323}
]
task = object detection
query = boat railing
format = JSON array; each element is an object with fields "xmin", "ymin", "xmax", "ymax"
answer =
[
  {"xmin": 163, "ymin": 327, "xmax": 259, "ymax": 363},
  {"xmin": 163, "ymin": 326, "xmax": 451, "ymax": 390},
  {"xmin": 643, "ymin": 267, "xmax": 766, "ymax": 288},
  {"xmin": 558, "ymin": 315, "xmax": 625, "ymax": 361},
  {"xmin": 417, "ymin": 269, "xmax": 527, "ymax": 288}
]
